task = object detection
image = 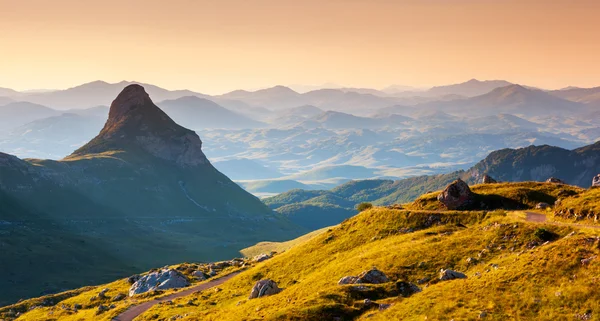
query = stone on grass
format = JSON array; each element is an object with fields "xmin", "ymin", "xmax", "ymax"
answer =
[
  {"xmin": 439, "ymin": 269, "xmax": 467, "ymax": 281},
  {"xmin": 437, "ymin": 179, "xmax": 475, "ymax": 210},
  {"xmin": 248, "ymin": 279, "xmax": 282, "ymax": 299},
  {"xmin": 129, "ymin": 269, "xmax": 189, "ymax": 297}
]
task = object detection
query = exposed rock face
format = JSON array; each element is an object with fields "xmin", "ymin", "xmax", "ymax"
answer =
[
  {"xmin": 439, "ymin": 269, "xmax": 467, "ymax": 281},
  {"xmin": 129, "ymin": 269, "xmax": 190, "ymax": 296},
  {"xmin": 593, "ymin": 174, "xmax": 600, "ymax": 187},
  {"xmin": 338, "ymin": 268, "xmax": 389, "ymax": 285},
  {"xmin": 253, "ymin": 253, "xmax": 272, "ymax": 263},
  {"xmin": 437, "ymin": 179, "xmax": 475, "ymax": 210},
  {"xmin": 338, "ymin": 276, "xmax": 359, "ymax": 285},
  {"xmin": 481, "ymin": 175, "xmax": 497, "ymax": 184},
  {"xmin": 546, "ymin": 177, "xmax": 565, "ymax": 184},
  {"xmin": 69, "ymin": 84, "xmax": 208, "ymax": 167},
  {"xmin": 248, "ymin": 279, "xmax": 282, "ymax": 299}
]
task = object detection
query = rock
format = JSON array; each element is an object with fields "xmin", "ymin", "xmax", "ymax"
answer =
[
  {"xmin": 129, "ymin": 269, "xmax": 190, "ymax": 297},
  {"xmin": 356, "ymin": 268, "xmax": 389, "ymax": 284},
  {"xmin": 112, "ymin": 293, "xmax": 126, "ymax": 302},
  {"xmin": 127, "ymin": 275, "xmax": 141, "ymax": 285},
  {"xmin": 73, "ymin": 304, "xmax": 82, "ymax": 310},
  {"xmin": 363, "ymin": 298, "xmax": 376, "ymax": 307},
  {"xmin": 536, "ymin": 202, "xmax": 550, "ymax": 210},
  {"xmin": 546, "ymin": 177, "xmax": 565, "ymax": 184},
  {"xmin": 593, "ymin": 174, "xmax": 600, "ymax": 187},
  {"xmin": 396, "ymin": 281, "xmax": 421, "ymax": 297},
  {"xmin": 192, "ymin": 271, "xmax": 207, "ymax": 280},
  {"xmin": 208, "ymin": 269, "xmax": 217, "ymax": 277},
  {"xmin": 98, "ymin": 288, "xmax": 109, "ymax": 299},
  {"xmin": 439, "ymin": 269, "xmax": 467, "ymax": 281},
  {"xmin": 253, "ymin": 253, "xmax": 272, "ymax": 263},
  {"xmin": 338, "ymin": 276, "xmax": 359, "ymax": 285},
  {"xmin": 437, "ymin": 179, "xmax": 475, "ymax": 210},
  {"xmin": 481, "ymin": 175, "xmax": 497, "ymax": 184},
  {"xmin": 248, "ymin": 279, "xmax": 282, "ymax": 299},
  {"xmin": 379, "ymin": 303, "xmax": 392, "ymax": 311},
  {"xmin": 96, "ymin": 305, "xmax": 108, "ymax": 315},
  {"xmin": 479, "ymin": 311, "xmax": 488, "ymax": 318},
  {"xmin": 466, "ymin": 257, "xmax": 477, "ymax": 264}
]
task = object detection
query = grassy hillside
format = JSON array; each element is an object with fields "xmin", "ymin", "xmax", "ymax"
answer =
[
  {"xmin": 9, "ymin": 182, "xmax": 600, "ymax": 320},
  {"xmin": 240, "ymin": 226, "xmax": 333, "ymax": 258}
]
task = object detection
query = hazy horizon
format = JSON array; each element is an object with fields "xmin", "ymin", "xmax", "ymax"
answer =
[{"xmin": 2, "ymin": 0, "xmax": 599, "ymax": 94}]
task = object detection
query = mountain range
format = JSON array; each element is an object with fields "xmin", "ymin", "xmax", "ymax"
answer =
[{"xmin": 0, "ymin": 85, "xmax": 303, "ymax": 305}]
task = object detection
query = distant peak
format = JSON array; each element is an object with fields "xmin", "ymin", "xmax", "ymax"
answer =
[{"xmin": 69, "ymin": 85, "xmax": 208, "ymax": 167}]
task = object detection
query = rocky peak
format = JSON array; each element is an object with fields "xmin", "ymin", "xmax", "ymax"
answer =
[{"xmin": 69, "ymin": 84, "xmax": 208, "ymax": 167}]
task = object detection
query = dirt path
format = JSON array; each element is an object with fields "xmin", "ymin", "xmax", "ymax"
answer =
[
  {"xmin": 524, "ymin": 211, "xmax": 600, "ymax": 229},
  {"xmin": 112, "ymin": 271, "xmax": 241, "ymax": 321}
]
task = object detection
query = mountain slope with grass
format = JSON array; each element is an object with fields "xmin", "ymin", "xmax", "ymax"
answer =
[
  {"xmin": 0, "ymin": 85, "xmax": 303, "ymax": 306},
  {"xmin": 7, "ymin": 181, "xmax": 600, "ymax": 320}
]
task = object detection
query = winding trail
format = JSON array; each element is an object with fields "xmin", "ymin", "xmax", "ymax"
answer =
[
  {"xmin": 524, "ymin": 211, "xmax": 600, "ymax": 229},
  {"xmin": 112, "ymin": 271, "xmax": 241, "ymax": 321}
]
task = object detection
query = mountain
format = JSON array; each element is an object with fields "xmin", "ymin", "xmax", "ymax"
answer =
[
  {"xmin": 420, "ymin": 84, "xmax": 585, "ymax": 117},
  {"xmin": 158, "ymin": 96, "xmax": 265, "ymax": 129},
  {"xmin": 15, "ymin": 80, "xmax": 208, "ymax": 110},
  {"xmin": 283, "ymin": 105, "xmax": 324, "ymax": 118},
  {"xmin": 426, "ymin": 79, "xmax": 513, "ymax": 97},
  {"xmin": 549, "ymin": 86, "xmax": 600, "ymax": 104},
  {"xmin": 0, "ymin": 85, "xmax": 303, "ymax": 305},
  {"xmin": 0, "ymin": 87, "xmax": 20, "ymax": 97},
  {"xmin": 302, "ymin": 89, "xmax": 397, "ymax": 113},
  {"xmin": 467, "ymin": 141, "xmax": 600, "ymax": 187},
  {"xmin": 0, "ymin": 102, "xmax": 59, "ymax": 131},
  {"xmin": 0, "ymin": 113, "xmax": 105, "ymax": 159},
  {"xmin": 0, "ymin": 96, "xmax": 14, "ymax": 106},
  {"xmin": 218, "ymin": 86, "xmax": 306, "ymax": 110}
]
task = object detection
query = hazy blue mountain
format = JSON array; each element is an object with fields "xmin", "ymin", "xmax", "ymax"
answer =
[
  {"xmin": 0, "ymin": 102, "xmax": 59, "ymax": 130},
  {"xmin": 426, "ymin": 79, "xmax": 513, "ymax": 97},
  {"xmin": 16, "ymin": 80, "xmax": 209, "ymax": 109},
  {"xmin": 0, "ymin": 96, "xmax": 15, "ymax": 106},
  {"xmin": 158, "ymin": 96, "xmax": 265, "ymax": 129},
  {"xmin": 218, "ymin": 86, "xmax": 306, "ymax": 110}
]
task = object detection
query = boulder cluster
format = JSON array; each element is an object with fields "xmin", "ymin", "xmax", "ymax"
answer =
[
  {"xmin": 248, "ymin": 279, "xmax": 282, "ymax": 299},
  {"xmin": 337, "ymin": 268, "xmax": 390, "ymax": 285}
]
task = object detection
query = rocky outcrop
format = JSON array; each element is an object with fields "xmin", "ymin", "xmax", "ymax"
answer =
[
  {"xmin": 481, "ymin": 175, "xmax": 497, "ymax": 184},
  {"xmin": 546, "ymin": 177, "xmax": 565, "ymax": 184},
  {"xmin": 192, "ymin": 271, "xmax": 207, "ymax": 280},
  {"xmin": 396, "ymin": 281, "xmax": 422, "ymax": 297},
  {"xmin": 338, "ymin": 268, "xmax": 389, "ymax": 285},
  {"xmin": 593, "ymin": 174, "xmax": 600, "ymax": 187},
  {"xmin": 253, "ymin": 253, "xmax": 272, "ymax": 263},
  {"xmin": 437, "ymin": 179, "xmax": 475, "ymax": 210},
  {"xmin": 439, "ymin": 269, "xmax": 467, "ymax": 281},
  {"xmin": 69, "ymin": 84, "xmax": 208, "ymax": 167},
  {"xmin": 129, "ymin": 269, "xmax": 190, "ymax": 296},
  {"xmin": 248, "ymin": 279, "xmax": 282, "ymax": 299}
]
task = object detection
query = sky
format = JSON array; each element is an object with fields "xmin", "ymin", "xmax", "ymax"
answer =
[{"xmin": 1, "ymin": 0, "xmax": 599, "ymax": 94}]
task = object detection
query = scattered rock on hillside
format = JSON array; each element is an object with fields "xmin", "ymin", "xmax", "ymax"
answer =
[
  {"xmin": 192, "ymin": 271, "xmax": 207, "ymax": 280},
  {"xmin": 481, "ymin": 175, "xmax": 497, "ymax": 184},
  {"xmin": 253, "ymin": 253, "xmax": 272, "ymax": 263},
  {"xmin": 593, "ymin": 174, "xmax": 600, "ymax": 187},
  {"xmin": 129, "ymin": 269, "xmax": 190, "ymax": 297},
  {"xmin": 437, "ymin": 179, "xmax": 475, "ymax": 210},
  {"xmin": 396, "ymin": 281, "xmax": 421, "ymax": 297},
  {"xmin": 112, "ymin": 293, "xmax": 126, "ymax": 302},
  {"xmin": 338, "ymin": 268, "xmax": 389, "ymax": 285},
  {"xmin": 248, "ymin": 279, "xmax": 282, "ymax": 299},
  {"xmin": 439, "ymin": 269, "xmax": 467, "ymax": 281},
  {"xmin": 96, "ymin": 304, "xmax": 109, "ymax": 315},
  {"xmin": 546, "ymin": 177, "xmax": 565, "ymax": 184},
  {"xmin": 356, "ymin": 268, "xmax": 390, "ymax": 284},
  {"xmin": 127, "ymin": 275, "xmax": 141, "ymax": 285},
  {"xmin": 98, "ymin": 288, "xmax": 109, "ymax": 299},
  {"xmin": 338, "ymin": 276, "xmax": 360, "ymax": 285},
  {"xmin": 536, "ymin": 202, "xmax": 550, "ymax": 210}
]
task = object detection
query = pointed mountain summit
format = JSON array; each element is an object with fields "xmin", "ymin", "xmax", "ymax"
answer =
[{"xmin": 70, "ymin": 84, "xmax": 207, "ymax": 167}]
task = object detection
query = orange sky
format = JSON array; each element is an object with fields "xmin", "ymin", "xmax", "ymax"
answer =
[{"xmin": 1, "ymin": 0, "xmax": 598, "ymax": 94}]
